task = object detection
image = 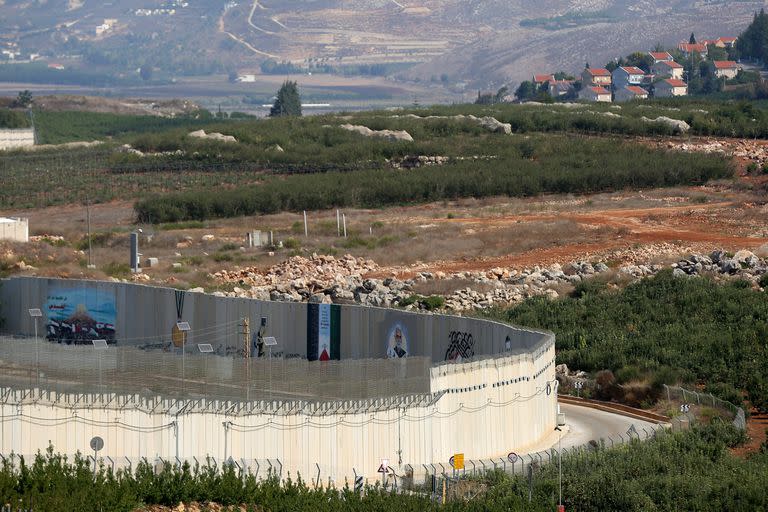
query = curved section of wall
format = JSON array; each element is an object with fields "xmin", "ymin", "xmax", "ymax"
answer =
[{"xmin": 0, "ymin": 276, "xmax": 557, "ymax": 481}]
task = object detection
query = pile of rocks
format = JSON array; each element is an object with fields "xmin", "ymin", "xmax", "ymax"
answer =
[
  {"xmin": 205, "ymin": 248, "xmax": 767, "ymax": 312},
  {"xmin": 210, "ymin": 254, "xmax": 382, "ymax": 303},
  {"xmin": 672, "ymin": 249, "xmax": 766, "ymax": 279}
]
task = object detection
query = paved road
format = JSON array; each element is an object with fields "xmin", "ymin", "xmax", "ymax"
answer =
[{"xmin": 558, "ymin": 402, "xmax": 661, "ymax": 449}]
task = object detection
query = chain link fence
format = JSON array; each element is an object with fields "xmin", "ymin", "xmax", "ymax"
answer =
[{"xmin": 0, "ymin": 336, "xmax": 430, "ymax": 402}]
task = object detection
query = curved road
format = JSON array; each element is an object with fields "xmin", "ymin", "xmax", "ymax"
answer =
[{"xmin": 557, "ymin": 402, "xmax": 661, "ymax": 450}]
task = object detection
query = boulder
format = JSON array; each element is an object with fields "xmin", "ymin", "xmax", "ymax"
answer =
[
  {"xmin": 339, "ymin": 124, "xmax": 414, "ymax": 142},
  {"xmin": 641, "ymin": 116, "xmax": 690, "ymax": 134}
]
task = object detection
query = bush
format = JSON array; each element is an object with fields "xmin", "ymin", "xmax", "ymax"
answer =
[{"xmin": 495, "ymin": 271, "xmax": 768, "ymax": 411}]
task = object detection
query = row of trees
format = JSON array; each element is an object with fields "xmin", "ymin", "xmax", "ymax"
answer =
[
  {"xmin": 0, "ymin": 421, "xmax": 764, "ymax": 510},
  {"xmin": 133, "ymin": 135, "xmax": 729, "ymax": 222}
]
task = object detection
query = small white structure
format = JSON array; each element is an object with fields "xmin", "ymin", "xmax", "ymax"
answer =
[
  {"xmin": 655, "ymin": 78, "xmax": 688, "ymax": 98},
  {"xmin": 0, "ymin": 129, "xmax": 34, "ymax": 150},
  {"xmin": 0, "ymin": 217, "xmax": 29, "ymax": 242}
]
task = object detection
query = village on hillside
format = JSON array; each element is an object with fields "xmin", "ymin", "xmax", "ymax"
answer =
[{"xmin": 522, "ymin": 35, "xmax": 745, "ymax": 103}]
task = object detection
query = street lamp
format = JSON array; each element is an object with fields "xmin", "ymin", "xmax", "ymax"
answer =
[
  {"xmin": 28, "ymin": 308, "xmax": 42, "ymax": 386},
  {"xmin": 555, "ymin": 425, "xmax": 564, "ymax": 512},
  {"xmin": 176, "ymin": 321, "xmax": 191, "ymax": 395}
]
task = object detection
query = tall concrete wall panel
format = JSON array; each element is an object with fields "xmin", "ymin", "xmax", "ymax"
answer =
[{"xmin": 1, "ymin": 277, "xmax": 551, "ymax": 362}]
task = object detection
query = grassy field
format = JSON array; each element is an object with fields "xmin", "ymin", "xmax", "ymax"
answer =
[{"xmin": 0, "ymin": 102, "xmax": 737, "ymax": 212}]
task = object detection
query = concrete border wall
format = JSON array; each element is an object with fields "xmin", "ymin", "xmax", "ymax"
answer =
[
  {"xmin": 1, "ymin": 277, "xmax": 551, "ymax": 362},
  {"xmin": 0, "ymin": 218, "xmax": 28, "ymax": 242},
  {"xmin": 0, "ymin": 128, "xmax": 34, "ymax": 150},
  {"xmin": 0, "ymin": 276, "xmax": 557, "ymax": 481}
]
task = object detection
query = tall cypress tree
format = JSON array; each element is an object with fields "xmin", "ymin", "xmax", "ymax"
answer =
[
  {"xmin": 736, "ymin": 9, "xmax": 768, "ymax": 62},
  {"xmin": 269, "ymin": 80, "xmax": 302, "ymax": 117}
]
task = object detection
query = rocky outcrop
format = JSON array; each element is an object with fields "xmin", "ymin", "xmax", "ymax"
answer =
[
  {"xmin": 188, "ymin": 130, "xmax": 237, "ymax": 143},
  {"xmin": 641, "ymin": 116, "xmax": 690, "ymax": 133},
  {"xmin": 339, "ymin": 124, "xmax": 414, "ymax": 142}
]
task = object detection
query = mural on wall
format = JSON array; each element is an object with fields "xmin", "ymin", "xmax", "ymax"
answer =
[
  {"xmin": 45, "ymin": 287, "xmax": 116, "ymax": 345},
  {"xmin": 444, "ymin": 330, "xmax": 475, "ymax": 362},
  {"xmin": 385, "ymin": 323, "xmax": 409, "ymax": 358},
  {"xmin": 307, "ymin": 303, "xmax": 341, "ymax": 361}
]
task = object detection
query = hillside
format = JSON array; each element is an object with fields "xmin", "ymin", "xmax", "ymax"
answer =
[{"xmin": 0, "ymin": 0, "xmax": 761, "ymax": 94}]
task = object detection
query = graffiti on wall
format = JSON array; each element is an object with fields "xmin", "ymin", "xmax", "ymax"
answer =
[
  {"xmin": 45, "ymin": 287, "xmax": 116, "ymax": 345},
  {"xmin": 444, "ymin": 330, "xmax": 474, "ymax": 362},
  {"xmin": 385, "ymin": 324, "xmax": 409, "ymax": 358}
]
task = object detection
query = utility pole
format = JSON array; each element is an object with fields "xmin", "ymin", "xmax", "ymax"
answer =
[{"xmin": 86, "ymin": 195, "xmax": 93, "ymax": 268}]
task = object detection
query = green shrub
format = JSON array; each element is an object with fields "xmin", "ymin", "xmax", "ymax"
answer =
[
  {"xmin": 283, "ymin": 237, "xmax": 301, "ymax": 249},
  {"xmin": 494, "ymin": 270, "xmax": 768, "ymax": 411}
]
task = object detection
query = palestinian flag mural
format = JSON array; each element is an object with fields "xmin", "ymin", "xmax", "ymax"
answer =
[{"xmin": 307, "ymin": 303, "xmax": 341, "ymax": 361}]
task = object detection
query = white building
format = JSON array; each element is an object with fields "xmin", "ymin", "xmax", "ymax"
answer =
[
  {"xmin": 612, "ymin": 66, "xmax": 645, "ymax": 90},
  {"xmin": 713, "ymin": 61, "xmax": 740, "ymax": 79},
  {"xmin": 651, "ymin": 60, "xmax": 684, "ymax": 80},
  {"xmin": 655, "ymin": 78, "xmax": 688, "ymax": 97},
  {"xmin": 0, "ymin": 217, "xmax": 29, "ymax": 242}
]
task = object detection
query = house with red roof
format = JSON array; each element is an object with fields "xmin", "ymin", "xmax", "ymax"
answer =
[
  {"xmin": 578, "ymin": 85, "xmax": 611, "ymax": 102},
  {"xmin": 648, "ymin": 51, "xmax": 673, "ymax": 63},
  {"xmin": 701, "ymin": 38, "xmax": 724, "ymax": 48},
  {"xmin": 651, "ymin": 60, "xmax": 684, "ymax": 80},
  {"xmin": 612, "ymin": 66, "xmax": 645, "ymax": 89},
  {"xmin": 533, "ymin": 74, "xmax": 555, "ymax": 86},
  {"xmin": 678, "ymin": 42, "xmax": 708, "ymax": 57},
  {"xmin": 655, "ymin": 78, "xmax": 688, "ymax": 97},
  {"xmin": 718, "ymin": 37, "xmax": 738, "ymax": 48},
  {"xmin": 581, "ymin": 67, "xmax": 612, "ymax": 87},
  {"xmin": 614, "ymin": 85, "xmax": 648, "ymax": 103},
  {"xmin": 713, "ymin": 60, "xmax": 741, "ymax": 79}
]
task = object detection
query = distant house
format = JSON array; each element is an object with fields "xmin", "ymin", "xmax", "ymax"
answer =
[
  {"xmin": 612, "ymin": 66, "xmax": 645, "ymax": 89},
  {"xmin": 651, "ymin": 60, "xmax": 684, "ymax": 80},
  {"xmin": 533, "ymin": 74, "xmax": 555, "ymax": 86},
  {"xmin": 713, "ymin": 60, "xmax": 740, "ymax": 79},
  {"xmin": 578, "ymin": 86, "xmax": 611, "ymax": 102},
  {"xmin": 581, "ymin": 68, "xmax": 612, "ymax": 87},
  {"xmin": 648, "ymin": 51, "xmax": 673, "ymax": 63},
  {"xmin": 655, "ymin": 78, "xmax": 688, "ymax": 97},
  {"xmin": 548, "ymin": 79, "xmax": 575, "ymax": 97},
  {"xmin": 614, "ymin": 85, "xmax": 648, "ymax": 103},
  {"xmin": 719, "ymin": 36, "xmax": 738, "ymax": 48},
  {"xmin": 701, "ymin": 38, "xmax": 724, "ymax": 48},
  {"xmin": 678, "ymin": 42, "xmax": 708, "ymax": 57}
]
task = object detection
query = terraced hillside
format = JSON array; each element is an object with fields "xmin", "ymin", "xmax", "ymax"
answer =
[{"xmin": 0, "ymin": 0, "xmax": 761, "ymax": 88}]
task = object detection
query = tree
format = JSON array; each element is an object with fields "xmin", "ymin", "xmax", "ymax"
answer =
[
  {"xmin": 514, "ymin": 81, "xmax": 537, "ymax": 101},
  {"xmin": 139, "ymin": 65, "xmax": 153, "ymax": 81},
  {"xmin": 689, "ymin": 32, "xmax": 697, "ymax": 44},
  {"xmin": 736, "ymin": 9, "xmax": 768, "ymax": 62},
  {"xmin": 269, "ymin": 80, "xmax": 302, "ymax": 117},
  {"xmin": 12, "ymin": 90, "xmax": 32, "ymax": 108},
  {"xmin": 624, "ymin": 52, "xmax": 654, "ymax": 73}
]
